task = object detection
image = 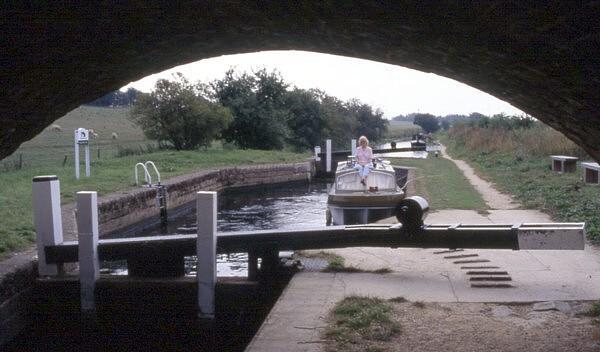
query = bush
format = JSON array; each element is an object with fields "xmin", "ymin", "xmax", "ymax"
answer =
[
  {"xmin": 413, "ymin": 113, "xmax": 440, "ymax": 133},
  {"xmin": 131, "ymin": 74, "xmax": 232, "ymax": 150}
]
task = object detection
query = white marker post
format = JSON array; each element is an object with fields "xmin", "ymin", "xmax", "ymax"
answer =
[
  {"xmin": 196, "ymin": 191, "xmax": 217, "ymax": 319},
  {"xmin": 74, "ymin": 139, "xmax": 80, "ymax": 179},
  {"xmin": 326, "ymin": 139, "xmax": 332, "ymax": 173},
  {"xmin": 77, "ymin": 192, "xmax": 99, "ymax": 315},
  {"xmin": 84, "ymin": 142, "xmax": 90, "ymax": 177},
  {"xmin": 314, "ymin": 146, "xmax": 321, "ymax": 161},
  {"xmin": 351, "ymin": 139, "xmax": 357, "ymax": 156},
  {"xmin": 32, "ymin": 175, "xmax": 64, "ymax": 276},
  {"xmin": 74, "ymin": 128, "xmax": 90, "ymax": 179}
]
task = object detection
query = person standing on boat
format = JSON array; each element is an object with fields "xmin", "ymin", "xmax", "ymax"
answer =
[{"xmin": 355, "ymin": 136, "xmax": 373, "ymax": 186}]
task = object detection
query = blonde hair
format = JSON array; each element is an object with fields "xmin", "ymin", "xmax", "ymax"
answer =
[{"xmin": 358, "ymin": 136, "xmax": 369, "ymax": 145}]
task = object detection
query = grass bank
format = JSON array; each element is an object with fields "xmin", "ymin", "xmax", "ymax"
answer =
[
  {"xmin": 0, "ymin": 148, "xmax": 307, "ymax": 255},
  {"xmin": 390, "ymin": 156, "xmax": 487, "ymax": 211},
  {"xmin": 442, "ymin": 133, "xmax": 600, "ymax": 241}
]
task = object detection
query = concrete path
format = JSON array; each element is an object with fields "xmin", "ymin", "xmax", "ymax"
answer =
[{"xmin": 246, "ymin": 148, "xmax": 599, "ymax": 352}]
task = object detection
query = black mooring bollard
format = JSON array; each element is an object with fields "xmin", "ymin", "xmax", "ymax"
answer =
[{"xmin": 395, "ymin": 196, "xmax": 429, "ymax": 236}]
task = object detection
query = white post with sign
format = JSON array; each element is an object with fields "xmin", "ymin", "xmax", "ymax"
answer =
[{"xmin": 74, "ymin": 128, "xmax": 90, "ymax": 179}]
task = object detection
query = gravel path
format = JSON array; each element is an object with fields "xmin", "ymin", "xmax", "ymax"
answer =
[{"xmin": 440, "ymin": 145, "xmax": 519, "ymax": 209}]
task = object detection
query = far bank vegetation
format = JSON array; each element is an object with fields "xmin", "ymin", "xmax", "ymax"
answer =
[{"xmin": 131, "ymin": 69, "xmax": 389, "ymax": 152}]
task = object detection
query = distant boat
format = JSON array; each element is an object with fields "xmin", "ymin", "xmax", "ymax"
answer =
[{"xmin": 327, "ymin": 157, "xmax": 405, "ymax": 225}]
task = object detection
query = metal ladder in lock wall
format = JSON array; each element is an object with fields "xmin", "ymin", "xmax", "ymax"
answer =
[{"xmin": 134, "ymin": 161, "xmax": 168, "ymax": 228}]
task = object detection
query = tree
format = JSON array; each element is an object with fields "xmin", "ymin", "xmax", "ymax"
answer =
[
  {"xmin": 210, "ymin": 69, "xmax": 290, "ymax": 149},
  {"xmin": 320, "ymin": 93, "xmax": 358, "ymax": 147},
  {"xmin": 440, "ymin": 119, "xmax": 451, "ymax": 130},
  {"xmin": 347, "ymin": 99, "xmax": 388, "ymax": 142},
  {"xmin": 207, "ymin": 67, "xmax": 389, "ymax": 150},
  {"xmin": 413, "ymin": 113, "xmax": 440, "ymax": 133},
  {"xmin": 130, "ymin": 74, "xmax": 232, "ymax": 150},
  {"xmin": 286, "ymin": 88, "xmax": 325, "ymax": 151}
]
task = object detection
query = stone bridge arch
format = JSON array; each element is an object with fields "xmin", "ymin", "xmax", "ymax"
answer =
[{"xmin": 2, "ymin": 2, "xmax": 599, "ymax": 161}]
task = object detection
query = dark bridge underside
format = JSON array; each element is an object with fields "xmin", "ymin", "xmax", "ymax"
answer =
[{"xmin": 2, "ymin": 2, "xmax": 599, "ymax": 161}]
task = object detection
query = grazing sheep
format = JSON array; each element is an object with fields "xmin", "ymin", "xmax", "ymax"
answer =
[
  {"xmin": 111, "ymin": 132, "xmax": 118, "ymax": 140},
  {"xmin": 50, "ymin": 124, "xmax": 62, "ymax": 132},
  {"xmin": 88, "ymin": 129, "xmax": 99, "ymax": 139}
]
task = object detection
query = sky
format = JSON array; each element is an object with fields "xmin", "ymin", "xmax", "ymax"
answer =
[{"xmin": 122, "ymin": 50, "xmax": 524, "ymax": 119}]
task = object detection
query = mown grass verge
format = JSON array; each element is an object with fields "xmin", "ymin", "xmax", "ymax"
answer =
[
  {"xmin": 389, "ymin": 156, "xmax": 487, "ymax": 211},
  {"xmin": 0, "ymin": 148, "xmax": 308, "ymax": 256},
  {"xmin": 324, "ymin": 296, "xmax": 400, "ymax": 352},
  {"xmin": 442, "ymin": 135, "xmax": 600, "ymax": 241}
]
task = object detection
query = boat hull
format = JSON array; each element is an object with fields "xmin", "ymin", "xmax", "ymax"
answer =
[
  {"xmin": 328, "ymin": 204, "xmax": 396, "ymax": 225},
  {"xmin": 327, "ymin": 159, "xmax": 404, "ymax": 225}
]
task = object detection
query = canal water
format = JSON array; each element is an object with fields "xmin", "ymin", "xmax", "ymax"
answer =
[{"xmin": 102, "ymin": 181, "xmax": 330, "ymax": 277}]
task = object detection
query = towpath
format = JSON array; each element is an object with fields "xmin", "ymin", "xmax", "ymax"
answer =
[
  {"xmin": 247, "ymin": 145, "xmax": 600, "ymax": 352},
  {"xmin": 439, "ymin": 144, "xmax": 518, "ymax": 209}
]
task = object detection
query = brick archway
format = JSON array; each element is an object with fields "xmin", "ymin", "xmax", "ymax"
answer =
[{"xmin": 2, "ymin": 2, "xmax": 599, "ymax": 161}]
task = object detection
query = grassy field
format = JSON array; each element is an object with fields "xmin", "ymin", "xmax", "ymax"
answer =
[
  {"xmin": 391, "ymin": 156, "xmax": 487, "ymax": 211},
  {"xmin": 442, "ymin": 134, "xmax": 600, "ymax": 241},
  {"xmin": 1, "ymin": 106, "xmax": 147, "ymax": 171}
]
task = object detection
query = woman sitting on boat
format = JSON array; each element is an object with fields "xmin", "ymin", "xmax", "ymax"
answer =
[{"xmin": 355, "ymin": 135, "xmax": 373, "ymax": 185}]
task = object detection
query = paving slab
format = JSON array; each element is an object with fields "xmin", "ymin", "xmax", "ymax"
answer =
[{"xmin": 246, "ymin": 272, "xmax": 337, "ymax": 352}]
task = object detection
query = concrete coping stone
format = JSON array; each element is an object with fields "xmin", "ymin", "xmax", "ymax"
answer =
[
  {"xmin": 549, "ymin": 155, "xmax": 578, "ymax": 161},
  {"xmin": 32, "ymin": 175, "xmax": 58, "ymax": 182},
  {"xmin": 581, "ymin": 162, "xmax": 600, "ymax": 171}
]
